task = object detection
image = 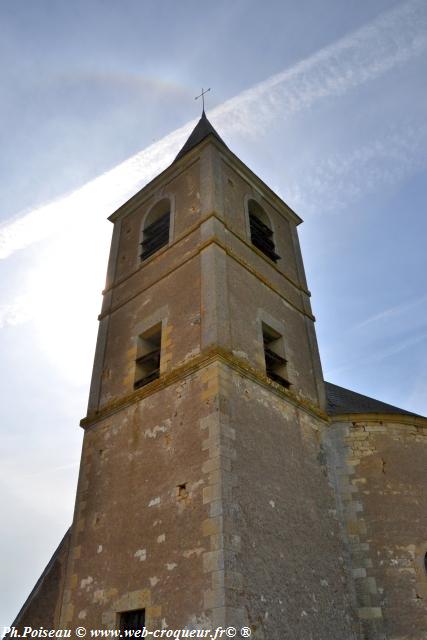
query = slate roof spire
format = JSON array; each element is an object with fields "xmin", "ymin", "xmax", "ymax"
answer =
[{"xmin": 174, "ymin": 111, "xmax": 228, "ymax": 162}]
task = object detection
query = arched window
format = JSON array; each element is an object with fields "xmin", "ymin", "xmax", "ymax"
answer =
[
  {"xmin": 248, "ymin": 199, "xmax": 280, "ymax": 263},
  {"xmin": 140, "ymin": 198, "xmax": 170, "ymax": 261}
]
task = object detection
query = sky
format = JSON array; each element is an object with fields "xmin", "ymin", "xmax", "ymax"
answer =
[{"xmin": 1, "ymin": 0, "xmax": 426, "ymax": 629}]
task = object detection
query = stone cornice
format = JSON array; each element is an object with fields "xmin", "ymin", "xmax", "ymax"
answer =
[
  {"xmin": 104, "ymin": 212, "xmax": 311, "ymax": 298},
  {"xmin": 107, "ymin": 155, "xmax": 201, "ymax": 223},
  {"xmin": 80, "ymin": 347, "xmax": 328, "ymax": 430},
  {"xmin": 108, "ymin": 135, "xmax": 302, "ymax": 227},
  {"xmin": 329, "ymin": 413, "xmax": 427, "ymax": 429},
  {"xmin": 99, "ymin": 214, "xmax": 314, "ymax": 322}
]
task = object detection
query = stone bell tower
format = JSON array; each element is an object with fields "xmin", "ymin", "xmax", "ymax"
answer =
[{"xmin": 12, "ymin": 112, "xmax": 359, "ymax": 638}]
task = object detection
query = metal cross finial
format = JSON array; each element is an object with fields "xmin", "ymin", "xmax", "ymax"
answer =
[{"xmin": 195, "ymin": 87, "xmax": 211, "ymax": 113}]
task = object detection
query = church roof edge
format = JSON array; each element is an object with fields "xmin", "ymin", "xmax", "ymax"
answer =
[
  {"xmin": 11, "ymin": 528, "xmax": 71, "ymax": 627},
  {"xmin": 109, "ymin": 117, "xmax": 302, "ymax": 226},
  {"xmin": 325, "ymin": 381, "xmax": 425, "ymax": 421}
]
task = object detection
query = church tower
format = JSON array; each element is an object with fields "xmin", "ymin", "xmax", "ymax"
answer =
[
  {"xmin": 10, "ymin": 111, "xmax": 427, "ymax": 640},
  {"xmin": 11, "ymin": 110, "xmax": 427, "ymax": 640},
  {"xmin": 40, "ymin": 111, "xmax": 354, "ymax": 638}
]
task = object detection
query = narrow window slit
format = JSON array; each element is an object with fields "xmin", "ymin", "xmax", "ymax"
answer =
[
  {"xmin": 262, "ymin": 323, "xmax": 290, "ymax": 389},
  {"xmin": 134, "ymin": 325, "xmax": 162, "ymax": 390}
]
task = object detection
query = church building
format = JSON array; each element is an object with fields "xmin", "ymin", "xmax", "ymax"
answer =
[{"xmin": 11, "ymin": 112, "xmax": 427, "ymax": 639}]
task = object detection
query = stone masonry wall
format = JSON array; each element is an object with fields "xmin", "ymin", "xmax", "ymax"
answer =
[
  {"xmin": 61, "ymin": 365, "xmax": 234, "ymax": 631},
  {"xmin": 225, "ymin": 370, "xmax": 357, "ymax": 640},
  {"xmin": 324, "ymin": 419, "xmax": 427, "ymax": 640}
]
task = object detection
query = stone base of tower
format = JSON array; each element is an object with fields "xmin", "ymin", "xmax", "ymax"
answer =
[
  {"xmin": 11, "ymin": 357, "xmax": 356, "ymax": 639},
  {"xmin": 206, "ymin": 361, "xmax": 357, "ymax": 639}
]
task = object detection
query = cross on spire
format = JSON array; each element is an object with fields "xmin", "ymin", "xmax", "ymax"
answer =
[{"xmin": 195, "ymin": 87, "xmax": 211, "ymax": 113}]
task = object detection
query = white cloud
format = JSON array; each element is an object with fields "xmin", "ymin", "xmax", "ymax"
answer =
[
  {"xmin": 326, "ymin": 331, "xmax": 427, "ymax": 378},
  {"xmin": 0, "ymin": 0, "xmax": 426, "ymax": 386},
  {"xmin": 0, "ymin": 295, "xmax": 35, "ymax": 328},
  {"xmin": 286, "ymin": 123, "xmax": 427, "ymax": 213},
  {"xmin": 0, "ymin": 123, "xmax": 195, "ymax": 260},
  {"xmin": 0, "ymin": 0, "xmax": 426, "ymax": 261},
  {"xmin": 212, "ymin": 0, "xmax": 427, "ymax": 134}
]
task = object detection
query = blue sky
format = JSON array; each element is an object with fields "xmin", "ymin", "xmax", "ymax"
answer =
[{"xmin": 1, "ymin": 0, "xmax": 426, "ymax": 628}]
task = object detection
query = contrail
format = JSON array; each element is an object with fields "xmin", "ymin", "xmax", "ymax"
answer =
[
  {"xmin": 0, "ymin": 0, "xmax": 425, "ymax": 260},
  {"xmin": 212, "ymin": 0, "xmax": 427, "ymax": 133},
  {"xmin": 286, "ymin": 121, "xmax": 427, "ymax": 214},
  {"xmin": 353, "ymin": 293, "xmax": 427, "ymax": 331}
]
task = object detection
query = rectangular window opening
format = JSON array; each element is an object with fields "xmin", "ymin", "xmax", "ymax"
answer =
[
  {"xmin": 262, "ymin": 323, "xmax": 290, "ymax": 389},
  {"xmin": 119, "ymin": 608, "xmax": 146, "ymax": 632},
  {"xmin": 134, "ymin": 324, "xmax": 162, "ymax": 390}
]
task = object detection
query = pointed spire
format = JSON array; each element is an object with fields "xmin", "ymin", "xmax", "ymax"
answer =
[{"xmin": 174, "ymin": 111, "xmax": 228, "ymax": 163}]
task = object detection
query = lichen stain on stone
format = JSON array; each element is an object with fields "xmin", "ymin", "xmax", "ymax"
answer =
[
  {"xmin": 397, "ymin": 544, "xmax": 416, "ymax": 558},
  {"xmin": 232, "ymin": 349, "xmax": 249, "ymax": 362},
  {"xmin": 398, "ymin": 566, "xmax": 416, "ymax": 574},
  {"xmin": 144, "ymin": 423, "xmax": 169, "ymax": 439},
  {"xmin": 183, "ymin": 547, "xmax": 204, "ymax": 558},
  {"xmin": 183, "ymin": 348, "xmax": 201, "ymax": 363},
  {"xmin": 80, "ymin": 576, "xmax": 94, "ymax": 590},
  {"xmin": 186, "ymin": 613, "xmax": 211, "ymax": 630},
  {"xmin": 93, "ymin": 589, "xmax": 108, "ymax": 605},
  {"xmin": 191, "ymin": 479, "xmax": 205, "ymax": 492},
  {"xmin": 134, "ymin": 549, "xmax": 147, "ymax": 561}
]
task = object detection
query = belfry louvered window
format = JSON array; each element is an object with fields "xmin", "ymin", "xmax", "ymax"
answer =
[
  {"xmin": 262, "ymin": 323, "xmax": 290, "ymax": 389},
  {"xmin": 248, "ymin": 200, "xmax": 280, "ymax": 263},
  {"xmin": 140, "ymin": 199, "xmax": 170, "ymax": 261},
  {"xmin": 134, "ymin": 325, "xmax": 162, "ymax": 390}
]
